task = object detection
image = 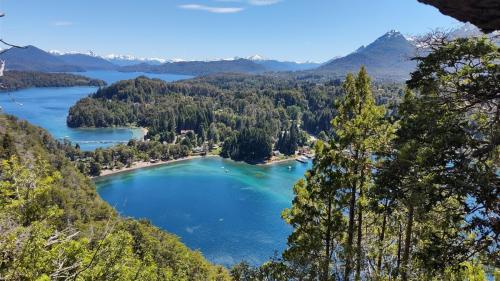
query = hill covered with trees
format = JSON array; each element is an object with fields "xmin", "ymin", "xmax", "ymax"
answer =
[
  {"xmin": 0, "ymin": 114, "xmax": 230, "ymax": 280},
  {"xmin": 66, "ymin": 74, "xmax": 403, "ymax": 163},
  {"xmin": 0, "ymin": 71, "xmax": 106, "ymax": 91}
]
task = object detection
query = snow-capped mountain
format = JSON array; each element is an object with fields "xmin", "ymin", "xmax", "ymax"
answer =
[
  {"xmin": 247, "ymin": 54, "xmax": 267, "ymax": 61},
  {"xmin": 318, "ymin": 30, "xmax": 417, "ymax": 80},
  {"xmin": 104, "ymin": 54, "xmax": 168, "ymax": 66}
]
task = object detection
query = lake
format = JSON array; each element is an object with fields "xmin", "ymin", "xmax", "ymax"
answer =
[
  {"xmin": 96, "ymin": 157, "xmax": 312, "ymax": 266},
  {"xmin": 0, "ymin": 71, "xmax": 192, "ymax": 150},
  {"xmin": 1, "ymin": 69, "xmax": 310, "ymax": 266}
]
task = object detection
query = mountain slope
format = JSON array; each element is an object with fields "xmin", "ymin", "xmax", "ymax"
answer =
[
  {"xmin": 317, "ymin": 30, "xmax": 417, "ymax": 80},
  {"xmin": 254, "ymin": 59, "xmax": 320, "ymax": 72},
  {"xmin": 0, "ymin": 45, "xmax": 84, "ymax": 72},
  {"xmin": 58, "ymin": 53, "xmax": 118, "ymax": 70},
  {"xmin": 105, "ymin": 55, "xmax": 167, "ymax": 66}
]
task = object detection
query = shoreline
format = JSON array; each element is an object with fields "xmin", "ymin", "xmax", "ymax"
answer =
[
  {"xmin": 93, "ymin": 154, "xmax": 218, "ymax": 180},
  {"xmin": 93, "ymin": 154, "xmax": 310, "ymax": 180},
  {"xmin": 258, "ymin": 156, "xmax": 300, "ymax": 166}
]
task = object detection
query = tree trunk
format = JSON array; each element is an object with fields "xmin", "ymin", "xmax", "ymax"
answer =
[
  {"xmin": 322, "ymin": 197, "xmax": 333, "ymax": 281},
  {"xmin": 395, "ymin": 222, "xmax": 402, "ymax": 279},
  {"xmin": 344, "ymin": 150, "xmax": 360, "ymax": 281},
  {"xmin": 401, "ymin": 204, "xmax": 414, "ymax": 281},
  {"xmin": 344, "ymin": 184, "xmax": 356, "ymax": 281},
  {"xmin": 376, "ymin": 206, "xmax": 388, "ymax": 273},
  {"xmin": 355, "ymin": 169, "xmax": 365, "ymax": 281}
]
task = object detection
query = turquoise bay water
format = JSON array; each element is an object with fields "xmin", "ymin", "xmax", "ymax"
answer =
[
  {"xmin": 1, "ymin": 69, "xmax": 310, "ymax": 266},
  {"xmin": 0, "ymin": 71, "xmax": 191, "ymax": 150},
  {"xmin": 96, "ymin": 157, "xmax": 312, "ymax": 266}
]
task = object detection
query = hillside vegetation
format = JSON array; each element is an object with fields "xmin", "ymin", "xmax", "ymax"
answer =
[{"xmin": 0, "ymin": 114, "xmax": 231, "ymax": 280}]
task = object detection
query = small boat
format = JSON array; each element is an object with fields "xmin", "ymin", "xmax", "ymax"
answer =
[
  {"xmin": 288, "ymin": 166, "xmax": 292, "ymax": 169},
  {"xmin": 296, "ymin": 156, "xmax": 308, "ymax": 163}
]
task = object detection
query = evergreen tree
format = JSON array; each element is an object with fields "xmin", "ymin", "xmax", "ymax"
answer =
[
  {"xmin": 374, "ymin": 36, "xmax": 499, "ymax": 279},
  {"xmin": 283, "ymin": 67, "xmax": 396, "ymax": 281}
]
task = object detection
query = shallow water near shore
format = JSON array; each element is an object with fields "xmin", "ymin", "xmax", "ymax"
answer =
[{"xmin": 95, "ymin": 157, "xmax": 312, "ymax": 266}]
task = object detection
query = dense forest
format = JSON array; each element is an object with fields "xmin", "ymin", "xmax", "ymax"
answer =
[
  {"xmin": 230, "ymin": 37, "xmax": 499, "ymax": 281},
  {"xmin": 0, "ymin": 114, "xmax": 230, "ymax": 280},
  {"xmin": 67, "ymin": 73, "xmax": 403, "ymax": 162},
  {"xmin": 0, "ymin": 71, "xmax": 106, "ymax": 91}
]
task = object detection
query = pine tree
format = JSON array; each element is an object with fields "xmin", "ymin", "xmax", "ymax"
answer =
[
  {"xmin": 373, "ymin": 36, "xmax": 499, "ymax": 279},
  {"xmin": 283, "ymin": 67, "xmax": 396, "ymax": 281}
]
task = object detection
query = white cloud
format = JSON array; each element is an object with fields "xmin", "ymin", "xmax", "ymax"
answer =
[
  {"xmin": 179, "ymin": 4, "xmax": 244, "ymax": 13},
  {"xmin": 53, "ymin": 21, "xmax": 73, "ymax": 27},
  {"xmin": 248, "ymin": 0, "xmax": 281, "ymax": 6}
]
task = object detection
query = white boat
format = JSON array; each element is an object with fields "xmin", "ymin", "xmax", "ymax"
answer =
[{"xmin": 296, "ymin": 156, "xmax": 308, "ymax": 163}]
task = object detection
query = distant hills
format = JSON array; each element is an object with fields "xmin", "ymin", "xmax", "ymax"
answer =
[
  {"xmin": 120, "ymin": 56, "xmax": 320, "ymax": 75},
  {"xmin": 0, "ymin": 46, "xmax": 318, "ymax": 75},
  {"xmin": 0, "ymin": 46, "xmax": 85, "ymax": 72},
  {"xmin": 104, "ymin": 54, "xmax": 167, "ymax": 66},
  {"xmin": 120, "ymin": 58, "xmax": 267, "ymax": 76},
  {"xmin": 56, "ymin": 53, "xmax": 117, "ymax": 70},
  {"xmin": 0, "ymin": 24, "xmax": 488, "ymax": 80}
]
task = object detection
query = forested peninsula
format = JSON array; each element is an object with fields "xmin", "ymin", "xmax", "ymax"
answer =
[
  {"xmin": 66, "ymin": 74, "xmax": 403, "ymax": 164},
  {"xmin": 0, "ymin": 71, "xmax": 106, "ymax": 91}
]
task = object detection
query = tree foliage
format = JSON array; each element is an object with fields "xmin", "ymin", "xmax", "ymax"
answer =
[{"xmin": 0, "ymin": 114, "xmax": 231, "ymax": 280}]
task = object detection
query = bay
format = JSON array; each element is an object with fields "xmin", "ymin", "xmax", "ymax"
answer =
[{"xmin": 96, "ymin": 157, "xmax": 312, "ymax": 266}]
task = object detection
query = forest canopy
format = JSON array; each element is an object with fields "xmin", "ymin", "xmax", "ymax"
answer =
[{"xmin": 67, "ymin": 74, "xmax": 403, "ymax": 162}]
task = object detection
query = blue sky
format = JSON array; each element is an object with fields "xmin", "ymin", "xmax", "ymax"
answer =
[{"xmin": 1, "ymin": 0, "xmax": 460, "ymax": 62}]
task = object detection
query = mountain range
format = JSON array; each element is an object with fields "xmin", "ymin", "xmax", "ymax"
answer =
[
  {"xmin": 0, "ymin": 24, "xmax": 487, "ymax": 80},
  {"xmin": 0, "ymin": 46, "xmax": 320, "ymax": 75}
]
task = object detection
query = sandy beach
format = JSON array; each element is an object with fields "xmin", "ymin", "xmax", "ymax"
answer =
[
  {"xmin": 258, "ymin": 156, "xmax": 300, "ymax": 166},
  {"xmin": 94, "ymin": 154, "xmax": 218, "ymax": 179},
  {"xmin": 94, "ymin": 153, "xmax": 310, "ymax": 179}
]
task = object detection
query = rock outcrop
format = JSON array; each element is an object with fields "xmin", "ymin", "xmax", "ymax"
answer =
[{"xmin": 418, "ymin": 0, "xmax": 500, "ymax": 33}]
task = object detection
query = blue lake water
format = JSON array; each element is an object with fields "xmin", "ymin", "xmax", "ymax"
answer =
[
  {"xmin": 0, "ymin": 71, "xmax": 191, "ymax": 150},
  {"xmin": 96, "ymin": 157, "xmax": 311, "ymax": 266},
  {"xmin": 0, "ymin": 69, "xmax": 310, "ymax": 266}
]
